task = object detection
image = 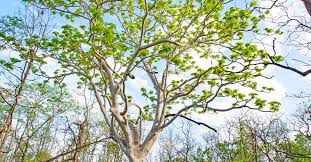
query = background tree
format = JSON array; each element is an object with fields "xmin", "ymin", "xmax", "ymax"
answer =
[
  {"xmin": 0, "ymin": 4, "xmax": 50, "ymax": 155},
  {"xmin": 0, "ymin": 82, "xmax": 74, "ymax": 160},
  {"xmin": 292, "ymin": 103, "xmax": 311, "ymax": 140},
  {"xmin": 158, "ymin": 128, "xmax": 180, "ymax": 162},
  {"xmin": 176, "ymin": 121, "xmax": 196, "ymax": 162},
  {"xmin": 258, "ymin": 0, "xmax": 311, "ymax": 77},
  {"xmin": 196, "ymin": 112, "xmax": 311, "ymax": 161}
]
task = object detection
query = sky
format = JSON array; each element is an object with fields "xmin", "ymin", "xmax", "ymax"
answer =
[{"xmin": 0, "ymin": 0, "xmax": 310, "ymax": 159}]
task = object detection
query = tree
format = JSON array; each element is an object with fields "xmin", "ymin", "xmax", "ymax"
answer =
[
  {"xmin": 0, "ymin": 83, "xmax": 79, "ymax": 161},
  {"xmin": 198, "ymin": 112, "xmax": 311, "ymax": 161},
  {"xmin": 198, "ymin": 132, "xmax": 220, "ymax": 161},
  {"xmin": 176, "ymin": 121, "xmax": 196, "ymax": 162},
  {"xmin": 258, "ymin": 0, "xmax": 311, "ymax": 77},
  {"xmin": 16, "ymin": 0, "xmax": 285, "ymax": 161},
  {"xmin": 158, "ymin": 120, "xmax": 197, "ymax": 162},
  {"xmin": 158, "ymin": 128, "xmax": 180, "ymax": 162},
  {"xmin": 292, "ymin": 103, "xmax": 311, "ymax": 140},
  {"xmin": 0, "ymin": 5, "xmax": 50, "ymax": 155}
]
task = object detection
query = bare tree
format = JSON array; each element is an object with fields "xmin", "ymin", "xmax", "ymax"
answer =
[
  {"xmin": 292, "ymin": 103, "xmax": 311, "ymax": 140},
  {"xmin": 176, "ymin": 121, "xmax": 196, "ymax": 162},
  {"xmin": 158, "ymin": 128, "xmax": 180, "ymax": 162}
]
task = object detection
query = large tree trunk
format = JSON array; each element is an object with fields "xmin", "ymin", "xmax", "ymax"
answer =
[
  {"xmin": 125, "ymin": 147, "xmax": 150, "ymax": 162},
  {"xmin": 127, "ymin": 154, "xmax": 145, "ymax": 162},
  {"xmin": 122, "ymin": 144, "xmax": 149, "ymax": 162},
  {"xmin": 121, "ymin": 129, "xmax": 159, "ymax": 162}
]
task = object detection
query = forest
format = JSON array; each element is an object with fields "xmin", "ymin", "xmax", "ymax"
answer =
[{"xmin": 0, "ymin": 0, "xmax": 310, "ymax": 161}]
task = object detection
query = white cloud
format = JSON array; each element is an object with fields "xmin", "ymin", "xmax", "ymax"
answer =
[
  {"xmin": 0, "ymin": 49, "xmax": 20, "ymax": 59},
  {"xmin": 127, "ymin": 74, "xmax": 149, "ymax": 90}
]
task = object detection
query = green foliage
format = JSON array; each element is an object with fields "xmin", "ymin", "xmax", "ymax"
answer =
[
  {"xmin": 34, "ymin": 150, "xmax": 52, "ymax": 161},
  {"xmin": 25, "ymin": 0, "xmax": 281, "ymax": 117},
  {"xmin": 4, "ymin": 0, "xmax": 287, "ymax": 160},
  {"xmin": 279, "ymin": 133, "xmax": 311, "ymax": 161},
  {"xmin": 192, "ymin": 116, "xmax": 311, "ymax": 162}
]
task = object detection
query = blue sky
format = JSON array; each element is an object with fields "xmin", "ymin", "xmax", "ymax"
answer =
[{"xmin": 0, "ymin": 0, "xmax": 21, "ymax": 16}]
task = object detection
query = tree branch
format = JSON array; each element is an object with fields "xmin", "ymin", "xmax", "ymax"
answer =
[
  {"xmin": 269, "ymin": 38, "xmax": 311, "ymax": 76},
  {"xmin": 165, "ymin": 114, "xmax": 217, "ymax": 132},
  {"xmin": 42, "ymin": 137, "xmax": 111, "ymax": 162}
]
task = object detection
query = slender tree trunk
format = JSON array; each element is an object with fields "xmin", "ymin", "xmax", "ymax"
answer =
[
  {"xmin": 0, "ymin": 57, "xmax": 34, "ymax": 154},
  {"xmin": 3, "ymin": 135, "xmax": 13, "ymax": 162}
]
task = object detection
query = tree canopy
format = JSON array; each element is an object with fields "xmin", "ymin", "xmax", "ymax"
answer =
[{"xmin": 0, "ymin": 0, "xmax": 309, "ymax": 161}]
